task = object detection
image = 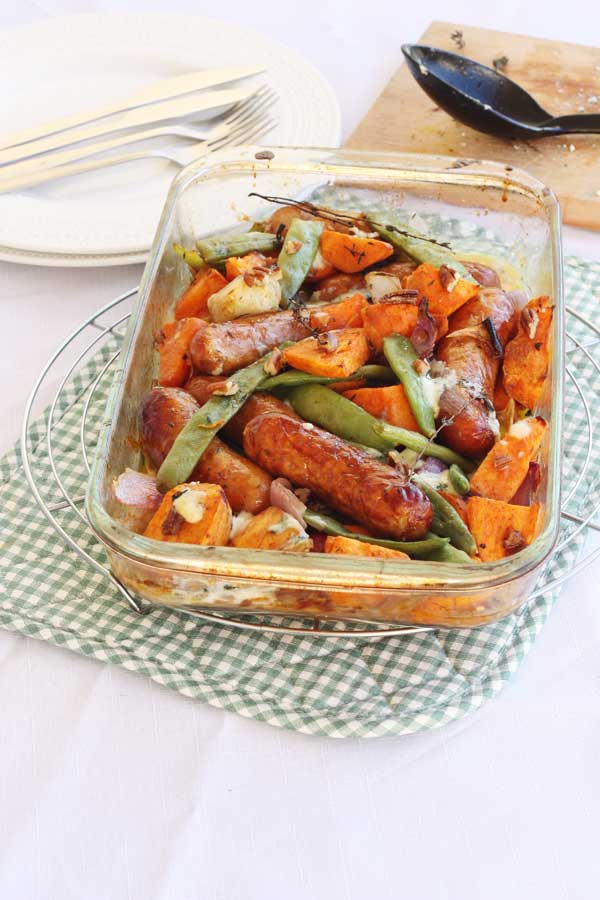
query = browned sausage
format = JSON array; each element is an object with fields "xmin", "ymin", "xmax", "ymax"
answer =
[
  {"xmin": 190, "ymin": 310, "xmax": 310, "ymax": 376},
  {"xmin": 264, "ymin": 205, "xmax": 370, "ymax": 237},
  {"xmin": 140, "ymin": 387, "xmax": 199, "ymax": 468},
  {"xmin": 243, "ymin": 413, "xmax": 432, "ymax": 540},
  {"xmin": 374, "ymin": 260, "xmax": 417, "ymax": 279},
  {"xmin": 191, "ymin": 441, "xmax": 271, "ymax": 514},
  {"xmin": 265, "ymin": 205, "xmax": 322, "ymax": 235},
  {"xmin": 436, "ymin": 289, "xmax": 526, "ymax": 458},
  {"xmin": 184, "ymin": 374, "xmax": 230, "ymax": 406},
  {"xmin": 223, "ymin": 393, "xmax": 300, "ymax": 446},
  {"xmin": 310, "ymin": 272, "xmax": 366, "ymax": 304},
  {"xmin": 139, "ymin": 386, "xmax": 272, "ymax": 512},
  {"xmin": 448, "ymin": 288, "xmax": 525, "ymax": 344}
]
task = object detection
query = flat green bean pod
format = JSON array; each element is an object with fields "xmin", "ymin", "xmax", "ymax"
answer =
[
  {"xmin": 367, "ymin": 212, "xmax": 475, "ymax": 281},
  {"xmin": 448, "ymin": 464, "xmax": 471, "ymax": 495},
  {"xmin": 259, "ymin": 364, "xmax": 395, "ymax": 392},
  {"xmin": 156, "ymin": 355, "xmax": 271, "ymax": 492},
  {"xmin": 420, "ymin": 543, "xmax": 472, "ymax": 563},
  {"xmin": 288, "ymin": 383, "xmax": 475, "ymax": 470},
  {"xmin": 287, "ymin": 384, "xmax": 396, "ymax": 453},
  {"xmin": 303, "ymin": 510, "xmax": 449, "ymax": 559},
  {"xmin": 373, "ymin": 421, "xmax": 475, "ymax": 471},
  {"xmin": 195, "ymin": 231, "xmax": 279, "ymax": 265},
  {"xmin": 278, "ymin": 218, "xmax": 323, "ymax": 306},
  {"xmin": 413, "ymin": 476, "xmax": 477, "ymax": 555},
  {"xmin": 383, "ymin": 334, "xmax": 435, "ymax": 437}
]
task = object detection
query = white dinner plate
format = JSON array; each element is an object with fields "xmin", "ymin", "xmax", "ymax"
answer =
[{"xmin": 0, "ymin": 14, "xmax": 341, "ymax": 267}]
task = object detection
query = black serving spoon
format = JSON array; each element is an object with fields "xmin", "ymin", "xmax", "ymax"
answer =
[{"xmin": 402, "ymin": 44, "xmax": 600, "ymax": 139}]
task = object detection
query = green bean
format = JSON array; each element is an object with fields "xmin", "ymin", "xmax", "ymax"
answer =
[
  {"xmin": 347, "ymin": 442, "xmax": 385, "ymax": 460},
  {"xmin": 448, "ymin": 464, "xmax": 470, "ymax": 495},
  {"xmin": 367, "ymin": 213, "xmax": 475, "ymax": 281},
  {"xmin": 278, "ymin": 218, "xmax": 323, "ymax": 306},
  {"xmin": 413, "ymin": 476, "xmax": 477, "ymax": 555},
  {"xmin": 156, "ymin": 355, "xmax": 270, "ymax": 492},
  {"xmin": 195, "ymin": 231, "xmax": 279, "ymax": 265},
  {"xmin": 420, "ymin": 543, "xmax": 472, "ymax": 563},
  {"xmin": 259, "ymin": 364, "xmax": 395, "ymax": 392},
  {"xmin": 287, "ymin": 384, "xmax": 396, "ymax": 453},
  {"xmin": 173, "ymin": 243, "xmax": 206, "ymax": 271},
  {"xmin": 287, "ymin": 383, "xmax": 475, "ymax": 470},
  {"xmin": 373, "ymin": 421, "xmax": 475, "ymax": 471},
  {"xmin": 303, "ymin": 509, "xmax": 449, "ymax": 559},
  {"xmin": 382, "ymin": 335, "xmax": 435, "ymax": 437}
]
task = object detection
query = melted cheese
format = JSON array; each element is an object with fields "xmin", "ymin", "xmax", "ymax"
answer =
[
  {"xmin": 509, "ymin": 418, "xmax": 533, "ymax": 439},
  {"xmin": 230, "ymin": 511, "xmax": 255, "ymax": 540},
  {"xmin": 173, "ymin": 489, "xmax": 206, "ymax": 524},
  {"xmin": 421, "ymin": 371, "xmax": 458, "ymax": 417}
]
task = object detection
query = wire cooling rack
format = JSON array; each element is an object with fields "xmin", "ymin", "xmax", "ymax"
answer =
[{"xmin": 20, "ymin": 286, "xmax": 600, "ymax": 639}]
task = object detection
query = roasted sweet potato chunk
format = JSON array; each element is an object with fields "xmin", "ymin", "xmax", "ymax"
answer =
[
  {"xmin": 144, "ymin": 482, "xmax": 232, "ymax": 546},
  {"xmin": 324, "ymin": 535, "xmax": 410, "ymax": 559},
  {"xmin": 224, "ymin": 252, "xmax": 273, "ymax": 281},
  {"xmin": 503, "ymin": 296, "xmax": 553, "ymax": 410},
  {"xmin": 342, "ymin": 384, "xmax": 420, "ymax": 431},
  {"xmin": 320, "ymin": 232, "xmax": 393, "ymax": 273},
  {"xmin": 175, "ymin": 268, "xmax": 227, "ymax": 319},
  {"xmin": 309, "ymin": 293, "xmax": 369, "ymax": 332},
  {"xmin": 157, "ymin": 318, "xmax": 206, "ymax": 387},
  {"xmin": 466, "ymin": 496, "xmax": 540, "ymax": 562},
  {"xmin": 282, "ymin": 328, "xmax": 370, "ymax": 378},
  {"xmin": 403, "ymin": 263, "xmax": 479, "ymax": 317},
  {"xmin": 361, "ymin": 301, "xmax": 418, "ymax": 352},
  {"xmin": 469, "ymin": 416, "xmax": 547, "ymax": 502},
  {"xmin": 230, "ymin": 506, "xmax": 312, "ymax": 551}
]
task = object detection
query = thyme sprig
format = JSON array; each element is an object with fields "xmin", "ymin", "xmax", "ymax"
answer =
[{"xmin": 247, "ymin": 192, "xmax": 453, "ymax": 251}]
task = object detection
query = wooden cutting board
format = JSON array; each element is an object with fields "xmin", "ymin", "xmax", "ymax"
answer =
[{"xmin": 346, "ymin": 21, "xmax": 600, "ymax": 229}]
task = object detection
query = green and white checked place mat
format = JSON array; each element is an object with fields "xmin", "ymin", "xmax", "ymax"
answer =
[{"xmin": 1, "ymin": 256, "xmax": 598, "ymax": 739}]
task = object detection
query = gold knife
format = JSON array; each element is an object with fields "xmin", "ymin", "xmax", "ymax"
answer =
[
  {"xmin": 0, "ymin": 84, "xmax": 260, "ymax": 168},
  {"xmin": 0, "ymin": 65, "xmax": 265, "ymax": 152}
]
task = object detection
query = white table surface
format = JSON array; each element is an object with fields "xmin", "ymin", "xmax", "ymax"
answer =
[{"xmin": 2, "ymin": 4, "xmax": 600, "ymax": 899}]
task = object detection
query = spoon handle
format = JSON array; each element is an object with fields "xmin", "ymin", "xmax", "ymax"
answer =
[{"xmin": 550, "ymin": 114, "xmax": 600, "ymax": 134}]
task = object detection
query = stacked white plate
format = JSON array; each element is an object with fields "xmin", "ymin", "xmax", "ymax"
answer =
[{"xmin": 0, "ymin": 14, "xmax": 341, "ymax": 266}]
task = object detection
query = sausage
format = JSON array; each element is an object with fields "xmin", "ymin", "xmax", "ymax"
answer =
[
  {"xmin": 190, "ymin": 310, "xmax": 310, "ymax": 376},
  {"xmin": 448, "ymin": 287, "xmax": 525, "ymax": 344},
  {"xmin": 264, "ymin": 205, "xmax": 370, "ymax": 237},
  {"xmin": 139, "ymin": 386, "xmax": 272, "ymax": 512},
  {"xmin": 223, "ymin": 393, "xmax": 300, "ymax": 446},
  {"xmin": 243, "ymin": 413, "xmax": 432, "ymax": 540},
  {"xmin": 310, "ymin": 272, "xmax": 366, "ymax": 304},
  {"xmin": 184, "ymin": 374, "xmax": 230, "ymax": 406},
  {"xmin": 373, "ymin": 260, "xmax": 417, "ymax": 279},
  {"xmin": 140, "ymin": 387, "xmax": 199, "ymax": 468},
  {"xmin": 435, "ymin": 288, "xmax": 526, "ymax": 458},
  {"xmin": 191, "ymin": 440, "xmax": 272, "ymax": 514},
  {"xmin": 265, "ymin": 205, "xmax": 322, "ymax": 235}
]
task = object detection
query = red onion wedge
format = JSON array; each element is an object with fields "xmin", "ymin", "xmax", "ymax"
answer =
[
  {"xmin": 410, "ymin": 298, "xmax": 437, "ymax": 359},
  {"xmin": 461, "ymin": 261, "xmax": 501, "ymax": 287},
  {"xmin": 269, "ymin": 477, "xmax": 307, "ymax": 526},
  {"xmin": 113, "ymin": 469, "xmax": 162, "ymax": 532}
]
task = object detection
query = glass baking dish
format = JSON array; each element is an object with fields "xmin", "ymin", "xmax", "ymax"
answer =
[{"xmin": 86, "ymin": 146, "xmax": 563, "ymax": 628}]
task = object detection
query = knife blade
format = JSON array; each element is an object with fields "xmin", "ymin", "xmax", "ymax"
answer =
[
  {"xmin": 0, "ymin": 65, "xmax": 265, "ymax": 153},
  {"xmin": 0, "ymin": 84, "xmax": 258, "ymax": 168}
]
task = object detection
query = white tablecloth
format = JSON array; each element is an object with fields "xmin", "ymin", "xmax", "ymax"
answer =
[{"xmin": 2, "ymin": 4, "xmax": 600, "ymax": 899}]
